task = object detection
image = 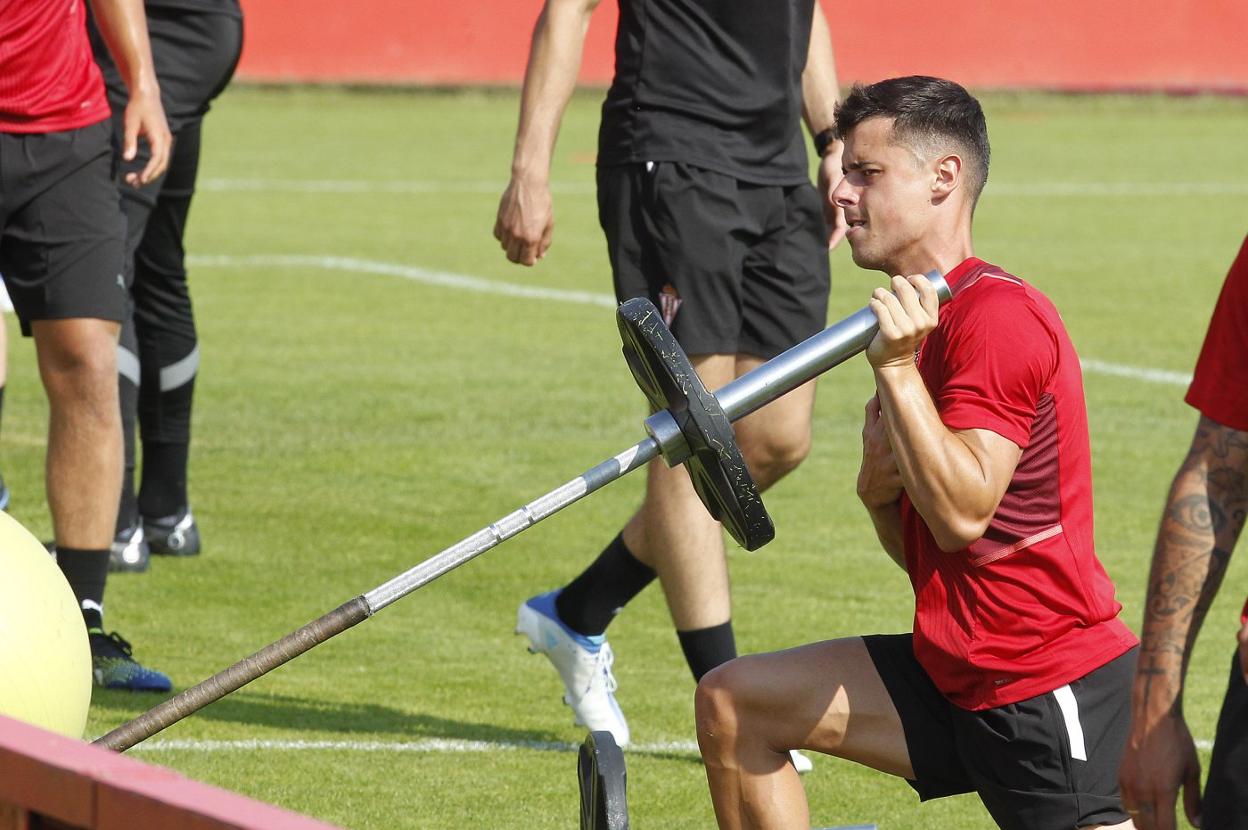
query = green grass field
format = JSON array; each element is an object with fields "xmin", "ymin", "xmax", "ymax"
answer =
[{"xmin": 5, "ymin": 87, "xmax": 1248, "ymax": 828}]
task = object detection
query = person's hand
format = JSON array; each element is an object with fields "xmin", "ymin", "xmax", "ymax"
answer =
[
  {"xmin": 122, "ymin": 85, "xmax": 170, "ymax": 187},
  {"xmin": 1119, "ymin": 709, "xmax": 1202, "ymax": 830},
  {"xmin": 816, "ymin": 145, "xmax": 846, "ymax": 250},
  {"xmin": 857, "ymin": 396, "xmax": 902, "ymax": 508},
  {"xmin": 494, "ymin": 175, "xmax": 554, "ymax": 266},
  {"xmin": 866, "ymin": 274, "xmax": 940, "ymax": 370}
]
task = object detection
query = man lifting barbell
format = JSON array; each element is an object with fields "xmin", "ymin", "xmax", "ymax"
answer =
[{"xmin": 694, "ymin": 76, "xmax": 1140, "ymax": 830}]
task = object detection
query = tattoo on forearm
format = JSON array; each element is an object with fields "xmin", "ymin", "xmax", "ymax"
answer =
[{"xmin": 1138, "ymin": 418, "xmax": 1248, "ymax": 708}]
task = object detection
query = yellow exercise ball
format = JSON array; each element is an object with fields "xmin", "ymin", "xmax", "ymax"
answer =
[{"xmin": 0, "ymin": 511, "xmax": 91, "ymax": 738}]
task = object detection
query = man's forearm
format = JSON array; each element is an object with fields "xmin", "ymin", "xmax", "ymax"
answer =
[
  {"xmin": 87, "ymin": 0, "xmax": 158, "ymax": 95},
  {"xmin": 874, "ymin": 363, "xmax": 1012, "ymax": 551},
  {"xmin": 510, "ymin": 0, "xmax": 600, "ymax": 181},
  {"xmin": 865, "ymin": 502, "xmax": 906, "ymax": 569},
  {"xmin": 1134, "ymin": 416, "xmax": 1248, "ymax": 722},
  {"xmin": 801, "ymin": 3, "xmax": 839, "ymax": 138}
]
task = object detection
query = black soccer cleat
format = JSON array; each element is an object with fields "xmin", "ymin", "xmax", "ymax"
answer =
[
  {"xmin": 109, "ymin": 523, "xmax": 151, "ymax": 573},
  {"xmin": 144, "ymin": 508, "xmax": 201, "ymax": 556}
]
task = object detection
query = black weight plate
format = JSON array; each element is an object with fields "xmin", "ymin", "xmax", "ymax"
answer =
[
  {"xmin": 617, "ymin": 299, "xmax": 775, "ymax": 550},
  {"xmin": 616, "ymin": 298, "xmax": 683, "ymax": 416},
  {"xmin": 578, "ymin": 731, "xmax": 629, "ymax": 830}
]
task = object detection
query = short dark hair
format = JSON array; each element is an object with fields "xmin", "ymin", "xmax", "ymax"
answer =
[{"xmin": 834, "ymin": 76, "xmax": 990, "ymax": 204}]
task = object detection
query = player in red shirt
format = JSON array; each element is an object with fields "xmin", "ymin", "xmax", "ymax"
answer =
[
  {"xmin": 1, "ymin": 0, "xmax": 171, "ymax": 690},
  {"xmin": 695, "ymin": 76, "xmax": 1138, "ymax": 830},
  {"xmin": 1119, "ymin": 235, "xmax": 1248, "ymax": 830}
]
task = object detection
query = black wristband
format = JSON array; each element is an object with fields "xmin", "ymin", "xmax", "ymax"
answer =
[{"xmin": 813, "ymin": 127, "xmax": 838, "ymax": 158}]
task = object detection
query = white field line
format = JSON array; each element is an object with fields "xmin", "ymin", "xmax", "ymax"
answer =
[
  {"xmin": 200, "ymin": 178, "xmax": 1248, "ymax": 198},
  {"xmin": 1080, "ymin": 358, "xmax": 1191, "ymax": 387},
  {"xmin": 123, "ymin": 736, "xmax": 1214, "ymax": 754},
  {"xmin": 201, "ymin": 178, "xmax": 595, "ymax": 195},
  {"xmin": 188, "ymin": 253, "xmax": 1191, "ymax": 388},
  {"xmin": 189, "ymin": 254, "xmax": 616, "ymax": 309},
  {"xmin": 127, "ymin": 737, "xmax": 702, "ymax": 756}
]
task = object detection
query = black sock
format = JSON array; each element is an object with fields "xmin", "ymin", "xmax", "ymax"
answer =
[
  {"xmin": 677, "ymin": 621, "xmax": 737, "ymax": 682},
  {"xmin": 555, "ymin": 533, "xmax": 656, "ymax": 637},
  {"xmin": 56, "ymin": 548, "xmax": 110, "ymax": 629},
  {"xmin": 138, "ymin": 441, "xmax": 189, "ymax": 518}
]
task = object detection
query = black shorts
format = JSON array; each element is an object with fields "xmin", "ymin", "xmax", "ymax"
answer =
[
  {"xmin": 597, "ymin": 161, "xmax": 830, "ymax": 360},
  {"xmin": 0, "ymin": 120, "xmax": 128, "ymax": 335},
  {"xmin": 864, "ymin": 634, "xmax": 1137, "ymax": 830},
  {"xmin": 1203, "ymin": 648, "xmax": 1248, "ymax": 829}
]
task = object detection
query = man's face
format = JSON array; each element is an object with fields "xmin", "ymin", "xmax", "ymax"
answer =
[{"xmin": 832, "ymin": 117, "xmax": 938, "ymax": 274}]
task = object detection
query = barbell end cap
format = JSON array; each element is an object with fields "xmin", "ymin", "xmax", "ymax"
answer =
[{"xmin": 926, "ymin": 270, "xmax": 952, "ymax": 304}]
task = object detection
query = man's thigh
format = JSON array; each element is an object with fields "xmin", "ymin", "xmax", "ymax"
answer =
[
  {"xmin": 0, "ymin": 122, "xmax": 127, "ymax": 336},
  {"xmin": 731, "ymin": 352, "xmax": 817, "ymax": 454},
  {"xmin": 1203, "ymin": 648, "xmax": 1248, "ymax": 829},
  {"xmin": 718, "ymin": 635, "xmax": 914, "ymax": 778}
]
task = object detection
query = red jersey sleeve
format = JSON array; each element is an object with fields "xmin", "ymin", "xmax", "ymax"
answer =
[
  {"xmin": 1186, "ymin": 236, "xmax": 1248, "ymax": 432},
  {"xmin": 932, "ymin": 282, "xmax": 1057, "ymax": 449}
]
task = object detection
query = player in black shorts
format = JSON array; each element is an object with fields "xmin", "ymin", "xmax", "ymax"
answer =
[
  {"xmin": 1, "ymin": 0, "xmax": 172, "ymax": 691},
  {"xmin": 695, "ymin": 76, "xmax": 1138, "ymax": 830},
  {"xmin": 89, "ymin": 0, "xmax": 244, "ymax": 572},
  {"xmin": 496, "ymin": 0, "xmax": 844, "ymax": 761}
]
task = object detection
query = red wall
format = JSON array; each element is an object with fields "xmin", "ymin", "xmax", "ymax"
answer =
[
  {"xmin": 236, "ymin": 0, "xmax": 1248, "ymax": 91},
  {"xmin": 0, "ymin": 716, "xmax": 341, "ymax": 830}
]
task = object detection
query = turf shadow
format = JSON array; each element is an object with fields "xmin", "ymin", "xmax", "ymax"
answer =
[{"xmin": 90, "ymin": 689, "xmax": 568, "ymax": 745}]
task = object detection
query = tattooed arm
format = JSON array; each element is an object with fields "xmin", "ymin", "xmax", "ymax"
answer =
[{"xmin": 1120, "ymin": 415, "xmax": 1248, "ymax": 830}]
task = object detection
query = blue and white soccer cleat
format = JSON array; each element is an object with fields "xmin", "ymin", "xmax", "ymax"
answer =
[{"xmin": 516, "ymin": 591, "xmax": 630, "ymax": 747}]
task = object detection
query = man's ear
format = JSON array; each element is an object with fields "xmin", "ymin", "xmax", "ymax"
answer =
[{"xmin": 932, "ymin": 153, "xmax": 962, "ymax": 199}]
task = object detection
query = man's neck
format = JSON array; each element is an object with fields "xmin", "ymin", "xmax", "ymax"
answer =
[{"xmin": 884, "ymin": 228, "xmax": 975, "ymax": 279}]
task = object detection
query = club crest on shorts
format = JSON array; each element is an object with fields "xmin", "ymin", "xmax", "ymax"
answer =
[{"xmin": 658, "ymin": 284, "xmax": 682, "ymax": 327}]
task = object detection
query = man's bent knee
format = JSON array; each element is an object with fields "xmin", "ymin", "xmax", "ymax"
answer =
[
  {"xmin": 695, "ymin": 662, "xmax": 744, "ymax": 757},
  {"xmin": 739, "ymin": 431, "xmax": 812, "ymax": 486}
]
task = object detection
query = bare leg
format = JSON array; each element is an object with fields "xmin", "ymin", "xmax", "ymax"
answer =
[
  {"xmin": 731, "ymin": 354, "xmax": 817, "ymax": 492},
  {"xmin": 622, "ymin": 354, "xmax": 736, "ymax": 629},
  {"xmin": 623, "ymin": 354, "xmax": 818, "ymax": 630},
  {"xmin": 695, "ymin": 637, "xmax": 912, "ymax": 830},
  {"xmin": 32, "ymin": 318, "xmax": 123, "ymax": 548}
]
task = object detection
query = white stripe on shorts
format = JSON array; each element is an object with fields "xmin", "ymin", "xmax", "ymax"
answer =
[{"xmin": 1052, "ymin": 684, "xmax": 1088, "ymax": 761}]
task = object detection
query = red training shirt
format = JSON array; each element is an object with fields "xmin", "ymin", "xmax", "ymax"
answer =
[
  {"xmin": 899, "ymin": 257, "xmax": 1138, "ymax": 710},
  {"xmin": 0, "ymin": 0, "xmax": 110, "ymax": 133},
  {"xmin": 1183, "ymin": 234, "xmax": 1248, "ymax": 625}
]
